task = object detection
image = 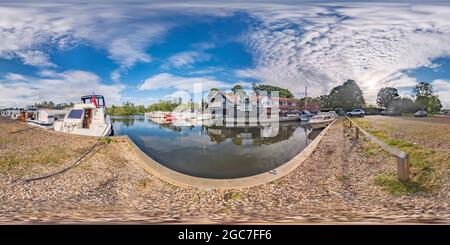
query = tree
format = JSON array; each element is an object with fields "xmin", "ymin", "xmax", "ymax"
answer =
[
  {"xmin": 208, "ymin": 87, "xmax": 219, "ymax": 98},
  {"xmin": 416, "ymin": 95, "xmax": 442, "ymax": 113},
  {"xmin": 231, "ymin": 84, "xmax": 243, "ymax": 94},
  {"xmin": 319, "ymin": 95, "xmax": 333, "ymax": 109},
  {"xmin": 328, "ymin": 79, "xmax": 365, "ymax": 111},
  {"xmin": 252, "ymin": 84, "xmax": 294, "ymax": 98},
  {"xmin": 412, "ymin": 81, "xmax": 442, "ymax": 113},
  {"xmin": 389, "ymin": 97, "xmax": 418, "ymax": 113},
  {"xmin": 413, "ymin": 81, "xmax": 433, "ymax": 97},
  {"xmin": 377, "ymin": 87, "xmax": 399, "ymax": 108}
]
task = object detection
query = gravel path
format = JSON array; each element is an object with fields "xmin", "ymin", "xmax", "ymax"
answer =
[{"xmin": 0, "ymin": 117, "xmax": 449, "ymax": 223}]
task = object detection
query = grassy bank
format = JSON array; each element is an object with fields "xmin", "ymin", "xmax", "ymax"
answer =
[{"xmin": 353, "ymin": 117, "xmax": 449, "ymax": 195}]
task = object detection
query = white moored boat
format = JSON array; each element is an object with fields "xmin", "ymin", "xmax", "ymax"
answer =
[
  {"xmin": 27, "ymin": 109, "xmax": 56, "ymax": 129},
  {"xmin": 53, "ymin": 94, "xmax": 113, "ymax": 137},
  {"xmin": 279, "ymin": 113, "xmax": 300, "ymax": 122},
  {"xmin": 308, "ymin": 114, "xmax": 335, "ymax": 129}
]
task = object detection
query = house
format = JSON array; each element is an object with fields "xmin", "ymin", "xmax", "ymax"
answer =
[{"xmin": 206, "ymin": 90, "xmax": 310, "ymax": 123}]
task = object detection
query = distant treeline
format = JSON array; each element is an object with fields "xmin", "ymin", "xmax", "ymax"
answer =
[
  {"xmin": 318, "ymin": 79, "xmax": 443, "ymax": 113},
  {"xmin": 107, "ymin": 101, "xmax": 182, "ymax": 116},
  {"xmin": 32, "ymin": 101, "xmax": 75, "ymax": 109},
  {"xmin": 107, "ymin": 102, "xmax": 147, "ymax": 116}
]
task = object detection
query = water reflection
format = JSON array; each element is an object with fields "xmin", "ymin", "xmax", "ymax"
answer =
[{"xmin": 110, "ymin": 115, "xmax": 322, "ymax": 179}]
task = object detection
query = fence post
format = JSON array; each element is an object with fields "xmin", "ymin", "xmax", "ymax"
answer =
[
  {"xmin": 397, "ymin": 154, "xmax": 410, "ymax": 181},
  {"xmin": 355, "ymin": 127, "xmax": 359, "ymax": 140}
]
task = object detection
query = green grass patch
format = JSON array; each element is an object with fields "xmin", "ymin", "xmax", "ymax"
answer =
[
  {"xmin": 98, "ymin": 137, "xmax": 117, "ymax": 144},
  {"xmin": 373, "ymin": 171, "xmax": 427, "ymax": 195},
  {"xmin": 34, "ymin": 145, "xmax": 69, "ymax": 165},
  {"xmin": 0, "ymin": 145, "xmax": 70, "ymax": 175},
  {"xmin": 352, "ymin": 118, "xmax": 370, "ymax": 129},
  {"xmin": 224, "ymin": 192, "xmax": 242, "ymax": 201},
  {"xmin": 352, "ymin": 118, "xmax": 449, "ymax": 195},
  {"xmin": 337, "ymin": 174, "xmax": 350, "ymax": 182},
  {"xmin": 0, "ymin": 153, "xmax": 22, "ymax": 173},
  {"xmin": 386, "ymin": 138, "xmax": 417, "ymax": 148}
]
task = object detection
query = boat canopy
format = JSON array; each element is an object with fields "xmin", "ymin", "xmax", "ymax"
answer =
[{"xmin": 81, "ymin": 95, "xmax": 105, "ymax": 107}]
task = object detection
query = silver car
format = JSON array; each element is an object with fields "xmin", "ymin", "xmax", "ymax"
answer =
[{"xmin": 414, "ymin": 110, "xmax": 428, "ymax": 117}]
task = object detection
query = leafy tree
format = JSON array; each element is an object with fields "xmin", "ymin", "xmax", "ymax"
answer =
[
  {"xmin": 252, "ymin": 84, "xmax": 294, "ymax": 98},
  {"xmin": 413, "ymin": 81, "xmax": 433, "ymax": 97},
  {"xmin": 33, "ymin": 101, "xmax": 74, "ymax": 109},
  {"xmin": 416, "ymin": 95, "xmax": 442, "ymax": 113},
  {"xmin": 389, "ymin": 97, "xmax": 418, "ymax": 113},
  {"xmin": 146, "ymin": 100, "xmax": 180, "ymax": 112},
  {"xmin": 377, "ymin": 87, "xmax": 399, "ymax": 108},
  {"xmin": 208, "ymin": 87, "xmax": 219, "ymax": 98},
  {"xmin": 328, "ymin": 79, "xmax": 365, "ymax": 111},
  {"xmin": 231, "ymin": 84, "xmax": 243, "ymax": 94},
  {"xmin": 412, "ymin": 81, "xmax": 442, "ymax": 113},
  {"xmin": 107, "ymin": 102, "xmax": 149, "ymax": 115},
  {"xmin": 319, "ymin": 95, "xmax": 333, "ymax": 109}
]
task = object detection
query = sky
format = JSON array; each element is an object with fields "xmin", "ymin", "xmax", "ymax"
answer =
[{"xmin": 0, "ymin": 0, "xmax": 450, "ymax": 108}]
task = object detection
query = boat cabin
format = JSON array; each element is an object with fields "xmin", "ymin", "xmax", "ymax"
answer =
[{"xmin": 81, "ymin": 95, "xmax": 106, "ymax": 107}]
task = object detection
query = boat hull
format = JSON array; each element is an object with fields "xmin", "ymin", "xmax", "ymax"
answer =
[
  {"xmin": 54, "ymin": 122, "xmax": 113, "ymax": 137},
  {"xmin": 26, "ymin": 120, "xmax": 54, "ymax": 129}
]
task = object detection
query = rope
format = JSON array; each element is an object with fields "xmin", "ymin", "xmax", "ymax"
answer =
[
  {"xmin": 8, "ymin": 127, "xmax": 36, "ymax": 134},
  {"xmin": 14, "ymin": 123, "xmax": 112, "ymax": 184}
]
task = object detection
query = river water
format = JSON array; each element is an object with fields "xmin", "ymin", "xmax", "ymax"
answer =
[{"xmin": 111, "ymin": 115, "xmax": 321, "ymax": 179}]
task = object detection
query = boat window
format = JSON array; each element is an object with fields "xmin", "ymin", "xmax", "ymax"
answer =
[{"xmin": 67, "ymin": 109, "xmax": 83, "ymax": 119}]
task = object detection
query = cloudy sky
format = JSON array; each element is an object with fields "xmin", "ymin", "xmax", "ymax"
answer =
[{"xmin": 1, "ymin": 0, "xmax": 450, "ymax": 108}]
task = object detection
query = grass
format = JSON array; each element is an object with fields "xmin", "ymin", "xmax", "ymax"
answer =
[
  {"xmin": 373, "ymin": 171, "xmax": 427, "ymax": 195},
  {"xmin": 352, "ymin": 118, "xmax": 449, "ymax": 195},
  {"xmin": 362, "ymin": 141, "xmax": 389, "ymax": 158},
  {"xmin": 0, "ymin": 145, "xmax": 70, "ymax": 175},
  {"xmin": 337, "ymin": 174, "xmax": 350, "ymax": 182},
  {"xmin": 224, "ymin": 192, "xmax": 242, "ymax": 201},
  {"xmin": 98, "ymin": 137, "xmax": 117, "ymax": 144}
]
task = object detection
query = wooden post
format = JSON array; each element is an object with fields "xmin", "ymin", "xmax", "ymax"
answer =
[
  {"xmin": 397, "ymin": 154, "xmax": 410, "ymax": 181},
  {"xmin": 355, "ymin": 127, "xmax": 359, "ymax": 140}
]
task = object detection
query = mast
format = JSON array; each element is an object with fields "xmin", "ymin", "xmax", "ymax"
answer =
[{"xmin": 304, "ymin": 86, "xmax": 307, "ymax": 110}]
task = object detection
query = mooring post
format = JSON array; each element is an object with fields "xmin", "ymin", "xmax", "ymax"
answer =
[{"xmin": 397, "ymin": 154, "xmax": 410, "ymax": 181}]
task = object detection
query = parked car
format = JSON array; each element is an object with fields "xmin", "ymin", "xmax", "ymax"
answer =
[
  {"xmin": 380, "ymin": 109, "xmax": 401, "ymax": 116},
  {"xmin": 414, "ymin": 110, "xmax": 428, "ymax": 117},
  {"xmin": 346, "ymin": 109, "xmax": 365, "ymax": 117}
]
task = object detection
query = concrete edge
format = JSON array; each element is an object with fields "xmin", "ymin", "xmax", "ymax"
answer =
[{"xmin": 114, "ymin": 120, "xmax": 337, "ymax": 189}]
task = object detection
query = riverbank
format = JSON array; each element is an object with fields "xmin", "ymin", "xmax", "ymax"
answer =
[{"xmin": 0, "ymin": 117, "xmax": 449, "ymax": 223}]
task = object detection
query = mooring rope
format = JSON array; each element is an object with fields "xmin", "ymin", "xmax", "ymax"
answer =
[
  {"xmin": 8, "ymin": 127, "xmax": 37, "ymax": 134},
  {"xmin": 14, "ymin": 124, "xmax": 112, "ymax": 184}
]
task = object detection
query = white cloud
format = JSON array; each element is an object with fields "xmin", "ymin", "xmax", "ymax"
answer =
[
  {"xmin": 138, "ymin": 73, "xmax": 253, "ymax": 95},
  {"xmin": 2, "ymin": 1, "xmax": 450, "ymax": 108},
  {"xmin": 138, "ymin": 73, "xmax": 230, "ymax": 92},
  {"xmin": 16, "ymin": 50, "xmax": 56, "ymax": 67},
  {"xmin": 0, "ymin": 70, "xmax": 125, "ymax": 107},
  {"xmin": 166, "ymin": 51, "xmax": 211, "ymax": 68},
  {"xmin": 234, "ymin": 2, "xmax": 450, "ymax": 107},
  {"xmin": 432, "ymin": 79, "xmax": 450, "ymax": 108},
  {"xmin": 0, "ymin": 3, "xmax": 172, "ymax": 74}
]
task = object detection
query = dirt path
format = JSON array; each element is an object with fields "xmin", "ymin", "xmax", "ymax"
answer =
[{"xmin": 0, "ymin": 118, "xmax": 449, "ymax": 223}]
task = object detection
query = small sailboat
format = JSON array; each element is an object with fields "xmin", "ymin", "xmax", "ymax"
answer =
[
  {"xmin": 308, "ymin": 114, "xmax": 335, "ymax": 129},
  {"xmin": 53, "ymin": 94, "xmax": 113, "ymax": 137}
]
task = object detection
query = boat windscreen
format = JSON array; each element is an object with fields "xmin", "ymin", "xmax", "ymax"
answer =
[{"xmin": 68, "ymin": 109, "xmax": 83, "ymax": 119}]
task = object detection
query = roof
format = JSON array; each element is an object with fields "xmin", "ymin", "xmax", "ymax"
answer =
[
  {"xmin": 81, "ymin": 95, "xmax": 104, "ymax": 100},
  {"xmin": 210, "ymin": 91, "xmax": 301, "ymax": 104}
]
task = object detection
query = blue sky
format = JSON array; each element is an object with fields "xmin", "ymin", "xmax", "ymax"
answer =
[{"xmin": 1, "ymin": 1, "xmax": 450, "ymax": 108}]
